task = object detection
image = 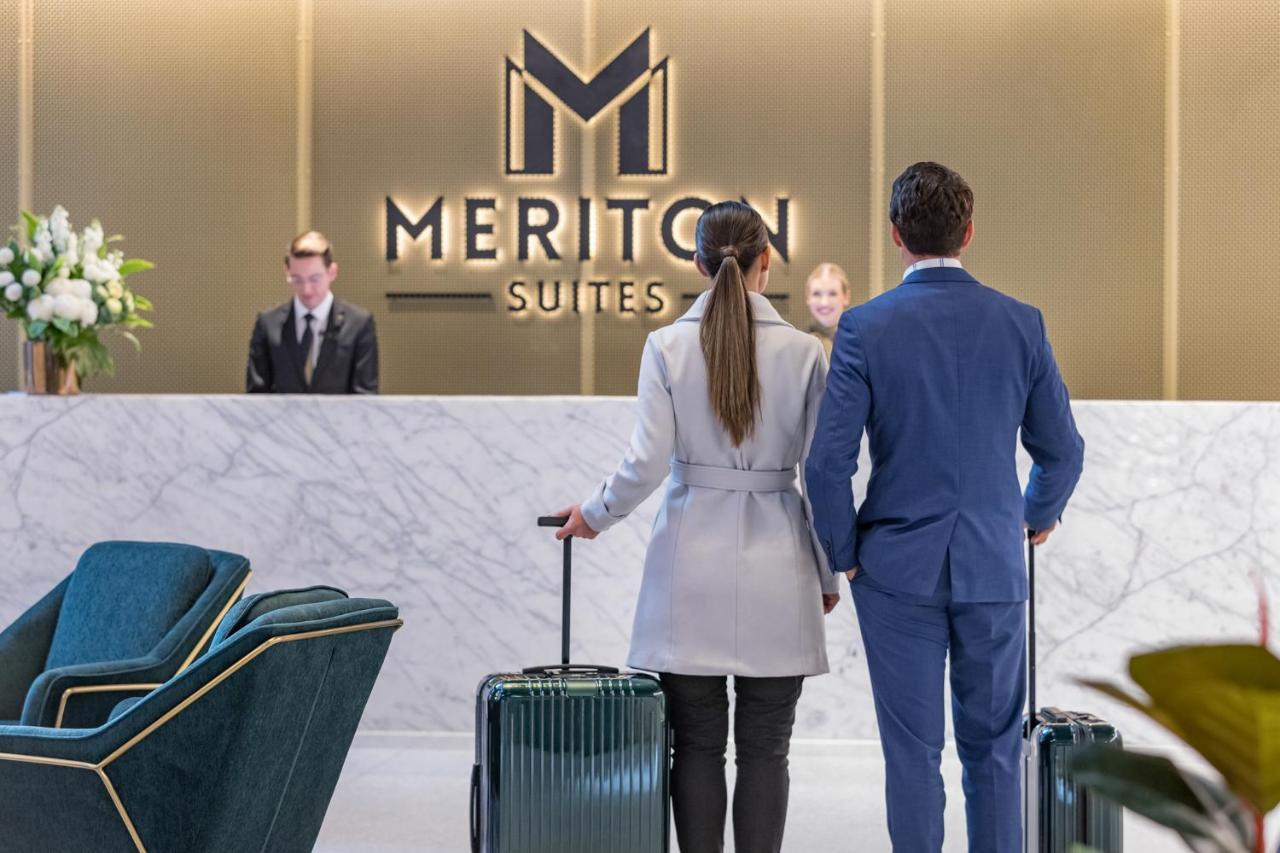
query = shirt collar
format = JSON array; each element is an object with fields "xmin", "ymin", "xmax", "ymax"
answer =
[
  {"xmin": 293, "ymin": 291, "xmax": 334, "ymax": 329},
  {"xmin": 902, "ymin": 257, "xmax": 963, "ymax": 280}
]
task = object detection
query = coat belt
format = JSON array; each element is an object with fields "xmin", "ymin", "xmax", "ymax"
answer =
[{"xmin": 670, "ymin": 460, "xmax": 797, "ymax": 492}]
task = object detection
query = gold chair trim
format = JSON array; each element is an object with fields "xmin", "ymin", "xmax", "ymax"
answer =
[
  {"xmin": 0, "ymin": 751, "xmax": 95, "ymax": 770},
  {"xmin": 97, "ymin": 766, "xmax": 145, "ymax": 852},
  {"xmin": 177, "ymin": 571, "xmax": 253, "ymax": 673},
  {"xmin": 0, "ymin": 616, "xmax": 403, "ymax": 853},
  {"xmin": 55, "ymin": 683, "xmax": 164, "ymax": 729}
]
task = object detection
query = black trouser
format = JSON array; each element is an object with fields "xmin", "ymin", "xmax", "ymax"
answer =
[{"xmin": 659, "ymin": 673, "xmax": 805, "ymax": 853}]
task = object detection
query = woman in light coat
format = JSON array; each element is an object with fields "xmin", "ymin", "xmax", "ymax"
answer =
[{"xmin": 555, "ymin": 200, "xmax": 839, "ymax": 853}]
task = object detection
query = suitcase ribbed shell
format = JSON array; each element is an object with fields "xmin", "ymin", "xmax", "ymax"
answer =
[{"xmin": 473, "ymin": 671, "xmax": 669, "ymax": 853}]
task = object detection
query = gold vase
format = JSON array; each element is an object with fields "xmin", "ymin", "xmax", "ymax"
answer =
[{"xmin": 22, "ymin": 341, "xmax": 79, "ymax": 395}]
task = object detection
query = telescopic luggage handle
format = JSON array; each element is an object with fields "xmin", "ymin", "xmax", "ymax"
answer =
[
  {"xmin": 524, "ymin": 514, "xmax": 614, "ymax": 676},
  {"xmin": 537, "ymin": 515, "xmax": 574, "ymax": 667},
  {"xmin": 522, "ymin": 664, "xmax": 621, "ymax": 676},
  {"xmin": 1027, "ymin": 530, "xmax": 1038, "ymax": 727}
]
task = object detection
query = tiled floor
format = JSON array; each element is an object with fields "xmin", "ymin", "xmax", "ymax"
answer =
[{"xmin": 316, "ymin": 733, "xmax": 1180, "ymax": 852}]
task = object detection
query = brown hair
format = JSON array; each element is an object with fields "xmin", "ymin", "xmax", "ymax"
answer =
[
  {"xmin": 806, "ymin": 262, "xmax": 851, "ymax": 300},
  {"xmin": 889, "ymin": 162, "xmax": 974, "ymax": 256},
  {"xmin": 694, "ymin": 201, "xmax": 770, "ymax": 447},
  {"xmin": 285, "ymin": 230, "xmax": 334, "ymax": 267}
]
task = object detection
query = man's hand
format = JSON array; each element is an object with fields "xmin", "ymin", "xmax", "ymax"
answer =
[
  {"xmin": 1025, "ymin": 522, "xmax": 1057, "ymax": 546},
  {"xmin": 845, "ymin": 566, "xmax": 860, "ymax": 581},
  {"xmin": 552, "ymin": 505, "xmax": 599, "ymax": 540},
  {"xmin": 822, "ymin": 593, "xmax": 840, "ymax": 615}
]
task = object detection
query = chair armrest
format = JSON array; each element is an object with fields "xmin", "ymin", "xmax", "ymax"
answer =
[
  {"xmin": 21, "ymin": 655, "xmax": 169, "ymax": 728},
  {"xmin": 0, "ymin": 722, "xmax": 102, "ymax": 763},
  {"xmin": 0, "ymin": 578, "xmax": 69, "ymax": 720}
]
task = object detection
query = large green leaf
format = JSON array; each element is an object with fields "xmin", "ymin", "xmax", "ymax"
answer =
[
  {"xmin": 43, "ymin": 256, "xmax": 65, "ymax": 281},
  {"xmin": 1128, "ymin": 645, "xmax": 1280, "ymax": 813},
  {"xmin": 1071, "ymin": 745, "xmax": 1252, "ymax": 853},
  {"xmin": 116, "ymin": 259, "xmax": 154, "ymax": 277},
  {"xmin": 1133, "ymin": 645, "xmax": 1280, "ymax": 692},
  {"xmin": 1078, "ymin": 678, "xmax": 1187, "ymax": 739},
  {"xmin": 19, "ymin": 210, "xmax": 38, "ymax": 241}
]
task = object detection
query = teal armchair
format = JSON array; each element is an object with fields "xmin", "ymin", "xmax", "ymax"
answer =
[
  {"xmin": 0, "ymin": 541, "xmax": 251, "ymax": 728},
  {"xmin": 0, "ymin": 587, "xmax": 401, "ymax": 852}
]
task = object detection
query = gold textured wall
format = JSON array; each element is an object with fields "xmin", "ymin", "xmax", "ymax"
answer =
[
  {"xmin": 30, "ymin": 0, "xmax": 297, "ymax": 393},
  {"xmin": 0, "ymin": 0, "xmax": 20, "ymax": 386},
  {"xmin": 1, "ymin": 0, "xmax": 1276, "ymax": 398},
  {"xmin": 883, "ymin": 0, "xmax": 1166, "ymax": 400},
  {"xmin": 1177, "ymin": 1, "xmax": 1280, "ymax": 399}
]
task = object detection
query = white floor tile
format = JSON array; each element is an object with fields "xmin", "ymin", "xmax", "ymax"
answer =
[{"xmin": 315, "ymin": 733, "xmax": 1184, "ymax": 852}]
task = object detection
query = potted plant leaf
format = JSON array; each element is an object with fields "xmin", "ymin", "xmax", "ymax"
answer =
[{"xmin": 1072, "ymin": 590, "xmax": 1278, "ymax": 852}]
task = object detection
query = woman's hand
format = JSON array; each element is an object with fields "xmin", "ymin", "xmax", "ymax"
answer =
[
  {"xmin": 822, "ymin": 593, "xmax": 840, "ymax": 615},
  {"xmin": 552, "ymin": 505, "xmax": 599, "ymax": 540}
]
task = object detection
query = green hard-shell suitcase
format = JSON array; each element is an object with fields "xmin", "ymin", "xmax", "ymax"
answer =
[
  {"xmin": 1022, "ymin": 536, "xmax": 1124, "ymax": 852},
  {"xmin": 470, "ymin": 517, "xmax": 669, "ymax": 853}
]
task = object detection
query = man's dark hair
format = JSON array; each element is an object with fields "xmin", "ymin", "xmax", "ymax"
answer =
[{"xmin": 889, "ymin": 162, "xmax": 974, "ymax": 256}]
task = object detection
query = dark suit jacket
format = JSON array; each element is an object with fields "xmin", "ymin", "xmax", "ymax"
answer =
[
  {"xmin": 804, "ymin": 265, "xmax": 1084, "ymax": 602},
  {"xmin": 246, "ymin": 298, "xmax": 379, "ymax": 394}
]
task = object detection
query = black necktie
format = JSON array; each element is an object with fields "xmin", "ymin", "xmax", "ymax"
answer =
[{"xmin": 300, "ymin": 313, "xmax": 315, "ymax": 385}]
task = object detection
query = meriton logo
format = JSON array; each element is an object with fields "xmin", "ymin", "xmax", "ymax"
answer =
[
  {"xmin": 505, "ymin": 29, "xmax": 669, "ymax": 176},
  {"xmin": 384, "ymin": 26, "xmax": 791, "ymax": 320}
]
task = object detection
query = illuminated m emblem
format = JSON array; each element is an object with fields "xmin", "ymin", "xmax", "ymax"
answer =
[{"xmin": 505, "ymin": 29, "xmax": 669, "ymax": 176}]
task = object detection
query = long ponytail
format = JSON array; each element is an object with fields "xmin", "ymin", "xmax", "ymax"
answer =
[{"xmin": 694, "ymin": 201, "xmax": 770, "ymax": 447}]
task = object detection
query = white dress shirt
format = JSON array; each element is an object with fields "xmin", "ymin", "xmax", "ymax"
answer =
[
  {"xmin": 293, "ymin": 292, "xmax": 333, "ymax": 369},
  {"xmin": 903, "ymin": 257, "xmax": 964, "ymax": 279}
]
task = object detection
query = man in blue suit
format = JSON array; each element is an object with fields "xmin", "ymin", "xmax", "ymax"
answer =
[{"xmin": 805, "ymin": 162, "xmax": 1084, "ymax": 851}]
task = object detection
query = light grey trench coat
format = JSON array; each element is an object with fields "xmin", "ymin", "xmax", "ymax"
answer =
[{"xmin": 581, "ymin": 290, "xmax": 838, "ymax": 677}]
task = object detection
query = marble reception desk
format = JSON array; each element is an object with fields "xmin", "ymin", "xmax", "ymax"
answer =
[{"xmin": 0, "ymin": 395, "xmax": 1275, "ymax": 746}]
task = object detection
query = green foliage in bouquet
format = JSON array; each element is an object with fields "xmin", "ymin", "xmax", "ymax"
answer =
[
  {"xmin": 1, "ymin": 206, "xmax": 154, "ymax": 380},
  {"xmin": 1072, "ymin": 643, "xmax": 1280, "ymax": 853}
]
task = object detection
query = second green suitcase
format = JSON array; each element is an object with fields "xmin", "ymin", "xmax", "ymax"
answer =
[{"xmin": 1022, "ymin": 536, "xmax": 1123, "ymax": 852}]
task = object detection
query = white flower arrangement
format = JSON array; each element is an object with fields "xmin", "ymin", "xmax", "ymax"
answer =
[{"xmin": 3, "ymin": 206, "xmax": 153, "ymax": 381}]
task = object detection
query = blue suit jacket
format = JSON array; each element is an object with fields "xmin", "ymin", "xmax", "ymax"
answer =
[{"xmin": 804, "ymin": 265, "xmax": 1084, "ymax": 602}]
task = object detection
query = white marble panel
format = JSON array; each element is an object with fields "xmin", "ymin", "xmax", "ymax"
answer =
[{"xmin": 0, "ymin": 395, "xmax": 1275, "ymax": 745}]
